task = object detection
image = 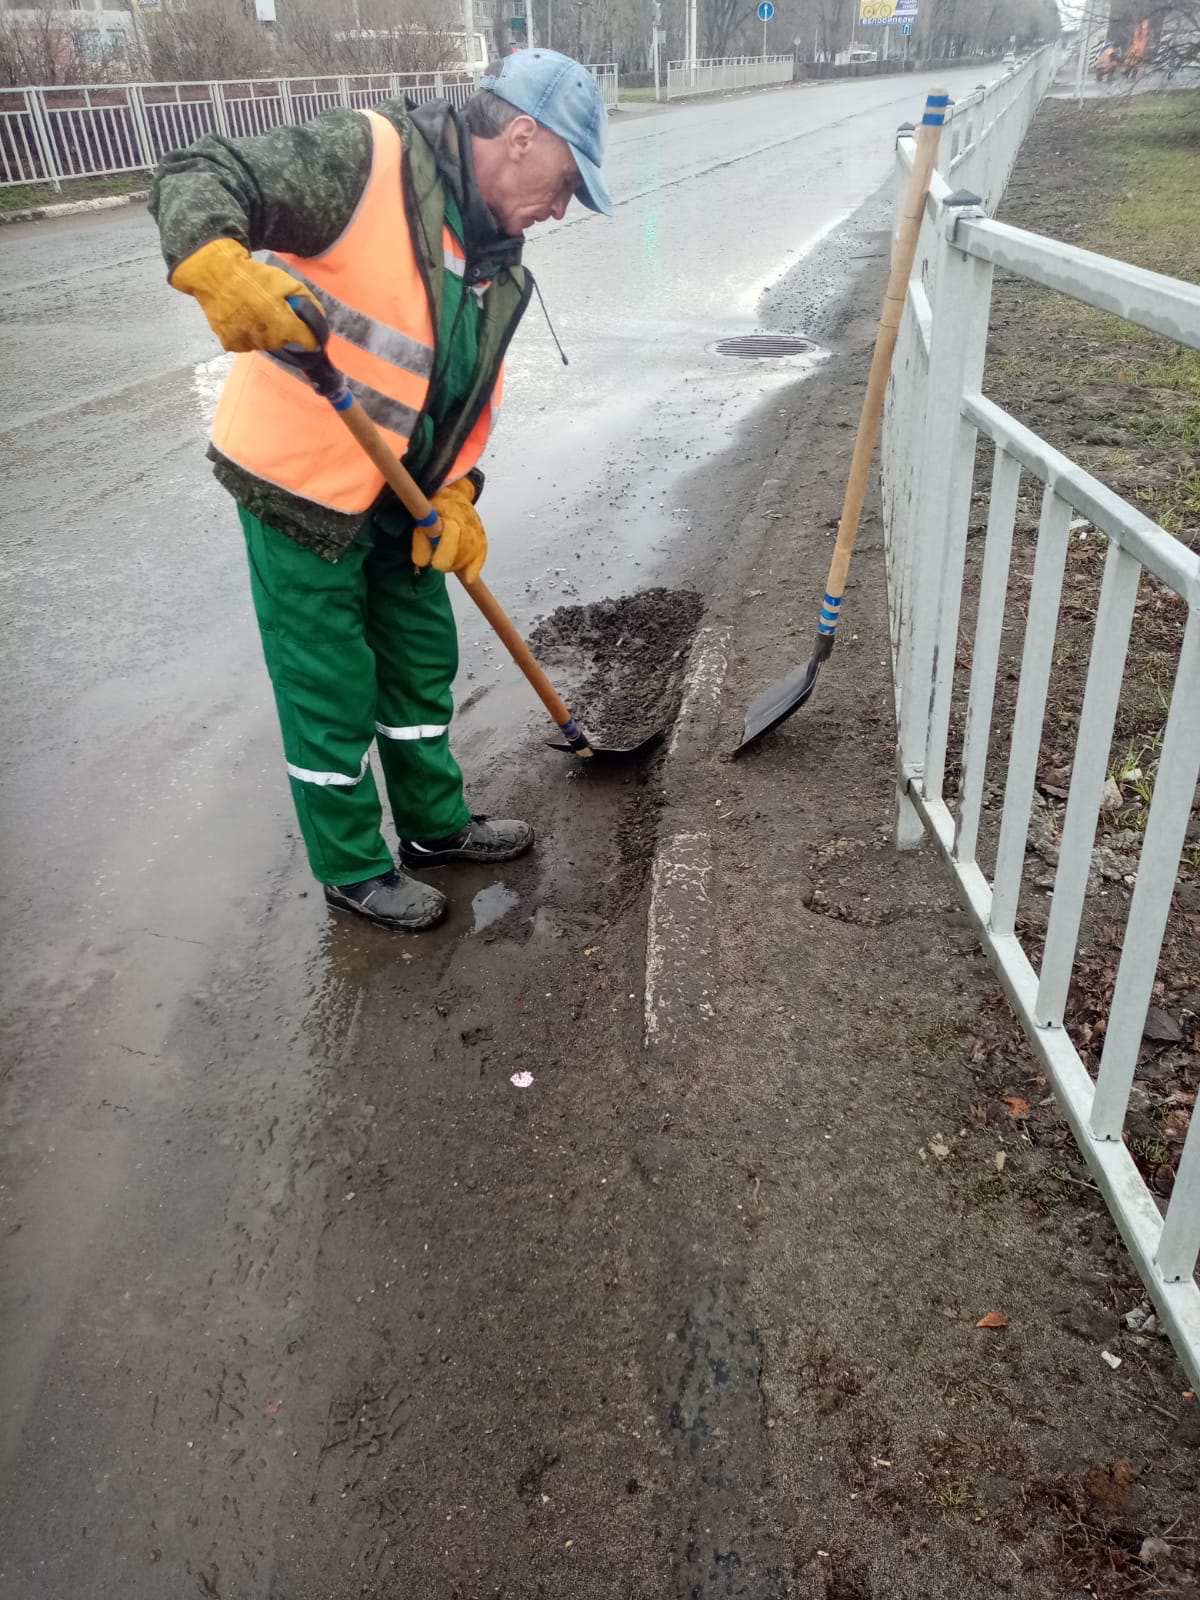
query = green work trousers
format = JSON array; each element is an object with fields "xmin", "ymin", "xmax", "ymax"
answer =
[{"xmin": 240, "ymin": 507, "xmax": 472, "ymax": 885}]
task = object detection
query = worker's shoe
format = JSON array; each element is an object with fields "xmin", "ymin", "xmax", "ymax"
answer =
[
  {"xmin": 398, "ymin": 815, "xmax": 534, "ymax": 870},
  {"xmin": 323, "ymin": 869, "xmax": 446, "ymax": 931}
]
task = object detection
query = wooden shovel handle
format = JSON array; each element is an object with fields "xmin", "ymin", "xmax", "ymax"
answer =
[
  {"xmin": 334, "ymin": 398, "xmax": 574, "ymax": 729},
  {"xmin": 822, "ymin": 90, "xmax": 949, "ymax": 618}
]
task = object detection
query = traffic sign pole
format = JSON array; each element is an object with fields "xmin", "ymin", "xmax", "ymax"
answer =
[{"xmin": 756, "ymin": 0, "xmax": 775, "ymax": 57}]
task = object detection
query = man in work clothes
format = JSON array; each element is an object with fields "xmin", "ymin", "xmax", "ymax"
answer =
[{"xmin": 151, "ymin": 51, "xmax": 612, "ymax": 931}]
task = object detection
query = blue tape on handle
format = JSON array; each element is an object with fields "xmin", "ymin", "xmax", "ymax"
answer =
[
  {"xmin": 560, "ymin": 718, "xmax": 583, "ymax": 741},
  {"xmin": 332, "ymin": 387, "xmax": 353, "ymax": 411},
  {"xmin": 926, "ymin": 93, "xmax": 951, "ymax": 105},
  {"xmin": 818, "ymin": 591, "xmax": 843, "ymax": 636},
  {"xmin": 922, "ymin": 110, "xmax": 946, "ymax": 125},
  {"xmin": 415, "ymin": 509, "xmax": 439, "ymax": 529}
]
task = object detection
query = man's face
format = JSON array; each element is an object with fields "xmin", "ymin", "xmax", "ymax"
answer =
[{"xmin": 479, "ymin": 115, "xmax": 580, "ymax": 235}]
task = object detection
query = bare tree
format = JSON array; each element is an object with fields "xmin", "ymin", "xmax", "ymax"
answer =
[
  {"xmin": 276, "ymin": 0, "xmax": 461, "ymax": 75},
  {"xmin": 0, "ymin": 0, "xmax": 122, "ymax": 86},
  {"xmin": 529, "ymin": 0, "xmax": 654, "ymax": 69},
  {"xmin": 704, "ymin": 0, "xmax": 758, "ymax": 56},
  {"xmin": 135, "ymin": 0, "xmax": 275, "ymax": 81}
]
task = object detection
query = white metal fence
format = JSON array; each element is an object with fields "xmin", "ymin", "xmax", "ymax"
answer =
[
  {"xmin": 931, "ymin": 46, "xmax": 1060, "ymax": 210},
  {"xmin": 881, "ymin": 56, "xmax": 1200, "ymax": 1385},
  {"xmin": 0, "ymin": 63, "xmax": 619, "ymax": 190},
  {"xmin": 666, "ymin": 54, "xmax": 794, "ymax": 100}
]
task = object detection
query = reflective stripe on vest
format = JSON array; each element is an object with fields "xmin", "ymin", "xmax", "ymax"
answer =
[{"xmin": 210, "ymin": 110, "xmax": 501, "ymax": 517}]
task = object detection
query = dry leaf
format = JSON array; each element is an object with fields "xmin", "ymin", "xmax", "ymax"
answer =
[
  {"xmin": 976, "ymin": 1311, "xmax": 1009, "ymax": 1330},
  {"xmin": 1001, "ymin": 1096, "xmax": 1031, "ymax": 1118},
  {"xmin": 1084, "ymin": 1459, "xmax": 1135, "ymax": 1509},
  {"xmin": 1164, "ymin": 1108, "xmax": 1191, "ymax": 1143},
  {"xmin": 994, "ymin": 1151, "xmax": 1007, "ymax": 1172}
]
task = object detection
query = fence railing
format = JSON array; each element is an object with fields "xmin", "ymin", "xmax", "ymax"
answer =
[
  {"xmin": 0, "ymin": 62, "xmax": 619, "ymax": 190},
  {"xmin": 666, "ymin": 54, "xmax": 794, "ymax": 100},
  {"xmin": 933, "ymin": 44, "xmax": 1060, "ymax": 210},
  {"xmin": 881, "ymin": 65, "xmax": 1200, "ymax": 1386}
]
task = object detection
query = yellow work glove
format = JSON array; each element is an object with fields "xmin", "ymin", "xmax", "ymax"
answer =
[
  {"xmin": 412, "ymin": 478, "xmax": 488, "ymax": 587},
  {"xmin": 169, "ymin": 237, "xmax": 321, "ymax": 353}
]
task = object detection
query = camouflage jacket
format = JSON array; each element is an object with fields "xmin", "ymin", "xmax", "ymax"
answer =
[{"xmin": 150, "ymin": 100, "xmax": 531, "ymax": 560}]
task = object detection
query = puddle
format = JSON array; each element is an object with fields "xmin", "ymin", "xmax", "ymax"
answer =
[{"xmin": 472, "ymin": 882, "xmax": 521, "ymax": 933}]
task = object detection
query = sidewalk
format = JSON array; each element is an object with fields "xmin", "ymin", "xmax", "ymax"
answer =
[
  {"xmin": 0, "ymin": 175, "xmax": 148, "ymax": 226},
  {"xmin": 643, "ymin": 249, "xmax": 1200, "ymax": 1594}
]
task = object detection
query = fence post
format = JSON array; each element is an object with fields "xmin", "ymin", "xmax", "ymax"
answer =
[
  {"xmin": 1089, "ymin": 606, "xmax": 1200, "ymax": 1141},
  {"xmin": 339, "ymin": 76, "xmax": 351, "ymax": 109},
  {"xmin": 127, "ymin": 84, "xmax": 155, "ymax": 173},
  {"xmin": 896, "ymin": 191, "xmax": 991, "ymax": 834},
  {"xmin": 210, "ymin": 82, "xmax": 229, "ymax": 137},
  {"xmin": 26, "ymin": 88, "xmax": 62, "ymax": 192}
]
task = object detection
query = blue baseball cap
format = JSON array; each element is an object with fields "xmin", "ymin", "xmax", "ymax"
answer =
[{"xmin": 479, "ymin": 49, "xmax": 614, "ymax": 217}]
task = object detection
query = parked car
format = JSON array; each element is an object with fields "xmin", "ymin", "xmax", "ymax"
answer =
[{"xmin": 1001, "ymin": 50, "xmax": 1017, "ymax": 66}]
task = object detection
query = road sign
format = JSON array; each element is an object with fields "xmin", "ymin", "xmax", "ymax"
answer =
[
  {"xmin": 757, "ymin": 2, "xmax": 775, "ymax": 19},
  {"xmin": 860, "ymin": 0, "xmax": 917, "ymax": 20}
]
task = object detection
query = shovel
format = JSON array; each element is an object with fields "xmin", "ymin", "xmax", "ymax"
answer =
[
  {"xmin": 734, "ymin": 88, "xmax": 950, "ymax": 756},
  {"xmin": 280, "ymin": 297, "xmax": 662, "ymax": 766}
]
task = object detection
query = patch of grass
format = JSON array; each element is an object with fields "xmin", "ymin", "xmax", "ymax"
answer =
[
  {"xmin": 1130, "ymin": 1132, "xmax": 1170, "ymax": 1169},
  {"xmin": 926, "ymin": 1480, "xmax": 975, "ymax": 1509},
  {"xmin": 0, "ymin": 170, "xmax": 149, "ymax": 214},
  {"xmin": 1156, "ymin": 464, "xmax": 1200, "ymax": 535},
  {"xmin": 988, "ymin": 95, "xmax": 1200, "ymax": 547},
  {"xmin": 1123, "ymin": 349, "xmax": 1200, "ymax": 394}
]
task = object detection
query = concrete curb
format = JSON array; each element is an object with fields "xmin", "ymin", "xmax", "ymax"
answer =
[{"xmin": 0, "ymin": 188, "xmax": 149, "ymax": 226}]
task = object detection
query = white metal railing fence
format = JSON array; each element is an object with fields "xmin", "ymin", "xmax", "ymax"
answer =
[
  {"xmin": 0, "ymin": 62, "xmax": 619, "ymax": 190},
  {"xmin": 881, "ymin": 107, "xmax": 1200, "ymax": 1385},
  {"xmin": 666, "ymin": 54, "xmax": 794, "ymax": 99},
  {"xmin": 883, "ymin": 45, "xmax": 1055, "ymax": 694},
  {"xmin": 933, "ymin": 44, "xmax": 1060, "ymax": 211},
  {"xmin": 591, "ymin": 63, "xmax": 620, "ymax": 111}
]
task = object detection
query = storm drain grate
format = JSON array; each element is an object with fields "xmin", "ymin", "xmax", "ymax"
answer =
[{"xmin": 714, "ymin": 334, "xmax": 816, "ymax": 359}]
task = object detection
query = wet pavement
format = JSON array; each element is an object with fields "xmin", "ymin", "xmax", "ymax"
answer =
[{"xmin": 1, "ymin": 68, "xmax": 995, "ymax": 1598}]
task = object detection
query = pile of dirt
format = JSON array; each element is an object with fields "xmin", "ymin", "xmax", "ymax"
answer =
[{"xmin": 530, "ymin": 586, "xmax": 705, "ymax": 747}]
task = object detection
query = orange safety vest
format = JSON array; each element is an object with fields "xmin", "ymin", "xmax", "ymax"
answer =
[{"xmin": 211, "ymin": 109, "xmax": 503, "ymax": 515}]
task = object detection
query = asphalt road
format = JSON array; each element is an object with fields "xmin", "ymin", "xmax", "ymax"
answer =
[{"xmin": 1, "ymin": 67, "xmax": 995, "ymax": 1599}]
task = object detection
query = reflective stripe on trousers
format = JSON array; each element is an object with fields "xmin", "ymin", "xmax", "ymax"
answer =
[
  {"xmin": 287, "ymin": 750, "xmax": 371, "ymax": 787},
  {"xmin": 375, "ymin": 722, "xmax": 449, "ymax": 741},
  {"xmin": 240, "ymin": 507, "xmax": 471, "ymax": 885}
]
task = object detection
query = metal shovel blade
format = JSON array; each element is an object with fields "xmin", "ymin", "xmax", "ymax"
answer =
[
  {"xmin": 545, "ymin": 728, "xmax": 665, "ymax": 765},
  {"xmin": 733, "ymin": 634, "xmax": 832, "ymax": 756}
]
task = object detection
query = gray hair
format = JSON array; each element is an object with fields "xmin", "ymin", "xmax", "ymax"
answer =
[{"xmin": 462, "ymin": 70, "xmax": 525, "ymax": 138}]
